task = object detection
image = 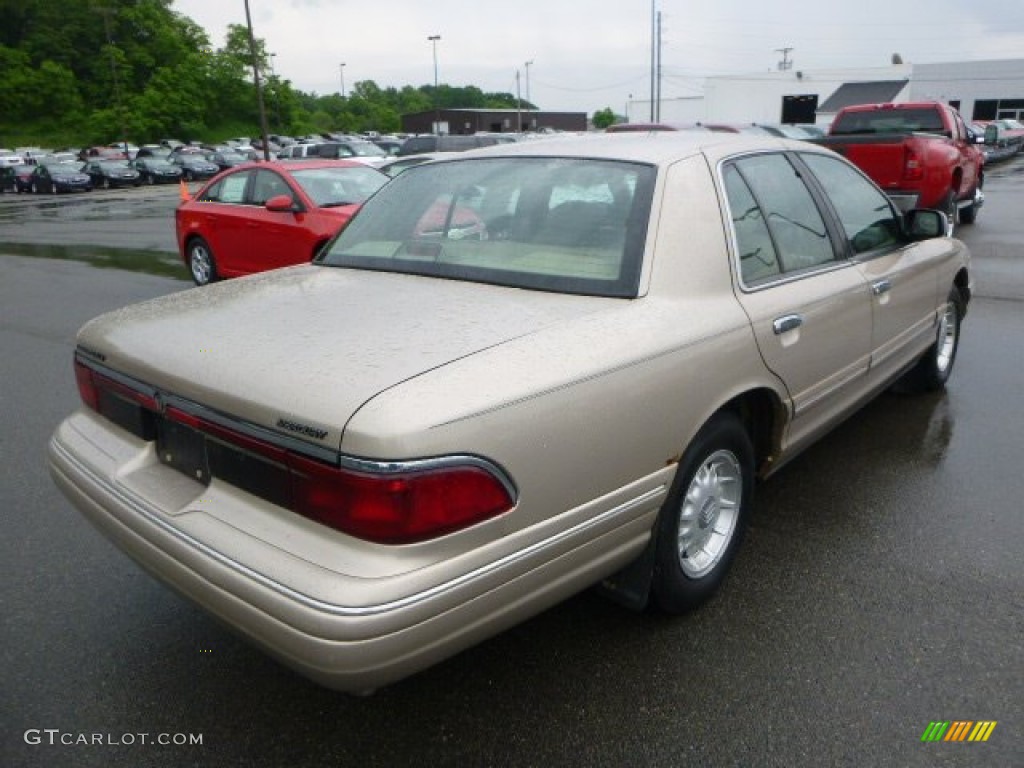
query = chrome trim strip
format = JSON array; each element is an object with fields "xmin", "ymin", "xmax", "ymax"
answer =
[{"xmin": 54, "ymin": 436, "xmax": 662, "ymax": 618}]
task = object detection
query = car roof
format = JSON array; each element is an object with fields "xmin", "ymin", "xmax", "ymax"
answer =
[
  {"xmin": 447, "ymin": 132, "xmax": 804, "ymax": 167},
  {"xmin": 224, "ymin": 159, "xmax": 376, "ymax": 174}
]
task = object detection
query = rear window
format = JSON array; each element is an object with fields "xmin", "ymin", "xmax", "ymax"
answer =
[
  {"xmin": 831, "ymin": 108, "xmax": 948, "ymax": 136},
  {"xmin": 319, "ymin": 156, "xmax": 655, "ymax": 297}
]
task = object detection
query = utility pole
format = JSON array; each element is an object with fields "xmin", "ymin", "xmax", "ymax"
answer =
[
  {"xmin": 243, "ymin": 0, "xmax": 272, "ymax": 161},
  {"xmin": 92, "ymin": 6, "xmax": 129, "ymax": 152},
  {"xmin": 339, "ymin": 62, "xmax": 347, "ymax": 98},
  {"xmin": 649, "ymin": 0, "xmax": 656, "ymax": 121},
  {"xmin": 656, "ymin": 11, "xmax": 663, "ymax": 122},
  {"xmin": 524, "ymin": 59, "xmax": 533, "ymax": 106},
  {"xmin": 516, "ymin": 69, "xmax": 522, "ymax": 133},
  {"xmin": 428, "ymin": 35, "xmax": 441, "ymax": 134},
  {"xmin": 775, "ymin": 47, "xmax": 794, "ymax": 71}
]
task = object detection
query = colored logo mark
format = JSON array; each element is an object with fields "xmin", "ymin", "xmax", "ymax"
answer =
[{"xmin": 921, "ymin": 721, "xmax": 997, "ymax": 742}]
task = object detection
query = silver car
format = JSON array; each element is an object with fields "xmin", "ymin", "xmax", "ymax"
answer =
[{"xmin": 49, "ymin": 134, "xmax": 971, "ymax": 693}]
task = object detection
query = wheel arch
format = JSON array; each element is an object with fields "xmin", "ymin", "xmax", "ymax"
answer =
[
  {"xmin": 598, "ymin": 385, "xmax": 786, "ymax": 611},
  {"xmin": 717, "ymin": 387, "xmax": 787, "ymax": 480},
  {"xmin": 953, "ymin": 267, "xmax": 971, "ymax": 308}
]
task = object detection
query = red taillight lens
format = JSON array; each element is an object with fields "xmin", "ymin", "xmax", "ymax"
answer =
[
  {"xmin": 75, "ymin": 357, "xmax": 515, "ymax": 544},
  {"xmin": 74, "ymin": 359, "xmax": 100, "ymax": 411},
  {"xmin": 75, "ymin": 358, "xmax": 159, "ymax": 412},
  {"xmin": 290, "ymin": 455, "xmax": 514, "ymax": 544},
  {"xmin": 904, "ymin": 146, "xmax": 923, "ymax": 180}
]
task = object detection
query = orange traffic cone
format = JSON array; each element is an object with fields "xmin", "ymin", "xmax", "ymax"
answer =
[{"xmin": 179, "ymin": 179, "xmax": 191, "ymax": 202}]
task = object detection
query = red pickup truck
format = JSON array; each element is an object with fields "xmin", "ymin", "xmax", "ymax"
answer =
[{"xmin": 814, "ymin": 101, "xmax": 984, "ymax": 227}]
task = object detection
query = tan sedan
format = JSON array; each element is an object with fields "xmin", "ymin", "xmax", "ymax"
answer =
[{"xmin": 49, "ymin": 134, "xmax": 971, "ymax": 692}]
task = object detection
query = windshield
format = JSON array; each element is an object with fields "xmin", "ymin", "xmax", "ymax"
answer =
[
  {"xmin": 319, "ymin": 156, "xmax": 654, "ymax": 298},
  {"xmin": 291, "ymin": 166, "xmax": 387, "ymax": 207}
]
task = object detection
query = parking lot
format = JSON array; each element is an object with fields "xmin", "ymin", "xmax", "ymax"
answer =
[{"xmin": 1, "ymin": 162, "xmax": 1022, "ymax": 767}]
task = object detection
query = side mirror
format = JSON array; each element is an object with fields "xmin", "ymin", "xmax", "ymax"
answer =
[
  {"xmin": 906, "ymin": 208, "xmax": 950, "ymax": 240},
  {"xmin": 265, "ymin": 194, "xmax": 297, "ymax": 213}
]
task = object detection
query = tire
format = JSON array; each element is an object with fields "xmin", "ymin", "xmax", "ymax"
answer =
[
  {"xmin": 146, "ymin": 174, "xmax": 154, "ymax": 185},
  {"xmin": 103, "ymin": 178, "xmax": 110, "ymax": 190},
  {"xmin": 900, "ymin": 287, "xmax": 964, "ymax": 392},
  {"xmin": 938, "ymin": 189, "xmax": 957, "ymax": 235},
  {"xmin": 958, "ymin": 184, "xmax": 981, "ymax": 225},
  {"xmin": 652, "ymin": 412, "xmax": 754, "ymax": 614},
  {"xmin": 187, "ymin": 237, "xmax": 218, "ymax": 286}
]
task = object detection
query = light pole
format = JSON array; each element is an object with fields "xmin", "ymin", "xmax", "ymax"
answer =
[
  {"xmin": 524, "ymin": 60, "xmax": 533, "ymax": 105},
  {"xmin": 428, "ymin": 35, "xmax": 441, "ymax": 134},
  {"xmin": 339, "ymin": 62, "xmax": 346, "ymax": 98}
]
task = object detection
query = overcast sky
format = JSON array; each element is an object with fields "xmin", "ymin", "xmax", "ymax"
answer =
[{"xmin": 172, "ymin": 0, "xmax": 1024, "ymax": 114}]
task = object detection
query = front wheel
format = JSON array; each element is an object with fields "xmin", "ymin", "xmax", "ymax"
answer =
[
  {"xmin": 958, "ymin": 185, "xmax": 982, "ymax": 225},
  {"xmin": 652, "ymin": 413, "xmax": 754, "ymax": 614},
  {"xmin": 900, "ymin": 287, "xmax": 964, "ymax": 392},
  {"xmin": 187, "ymin": 237, "xmax": 218, "ymax": 286},
  {"xmin": 938, "ymin": 190, "xmax": 957, "ymax": 235}
]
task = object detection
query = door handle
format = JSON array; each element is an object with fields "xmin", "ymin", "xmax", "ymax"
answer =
[
  {"xmin": 871, "ymin": 279, "xmax": 892, "ymax": 296},
  {"xmin": 773, "ymin": 314, "xmax": 803, "ymax": 335}
]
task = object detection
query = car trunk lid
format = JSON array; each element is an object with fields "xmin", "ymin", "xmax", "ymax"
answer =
[{"xmin": 76, "ymin": 265, "xmax": 619, "ymax": 451}]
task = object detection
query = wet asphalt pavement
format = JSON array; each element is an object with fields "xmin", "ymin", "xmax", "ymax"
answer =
[{"xmin": 1, "ymin": 169, "xmax": 1021, "ymax": 767}]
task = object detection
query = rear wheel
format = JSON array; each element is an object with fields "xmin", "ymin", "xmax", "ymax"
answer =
[
  {"xmin": 652, "ymin": 413, "xmax": 754, "ymax": 614},
  {"xmin": 187, "ymin": 237, "xmax": 218, "ymax": 286}
]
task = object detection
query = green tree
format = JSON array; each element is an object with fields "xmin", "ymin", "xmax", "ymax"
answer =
[{"xmin": 592, "ymin": 107, "xmax": 617, "ymax": 130}]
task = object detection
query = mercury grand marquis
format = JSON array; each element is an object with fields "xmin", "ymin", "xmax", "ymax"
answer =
[{"xmin": 49, "ymin": 133, "xmax": 971, "ymax": 692}]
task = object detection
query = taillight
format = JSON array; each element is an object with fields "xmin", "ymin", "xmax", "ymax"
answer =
[
  {"xmin": 290, "ymin": 455, "xmax": 514, "ymax": 544},
  {"xmin": 74, "ymin": 356, "xmax": 515, "ymax": 543},
  {"xmin": 75, "ymin": 358, "xmax": 159, "ymax": 413},
  {"xmin": 74, "ymin": 359, "xmax": 100, "ymax": 411},
  {"xmin": 904, "ymin": 146, "xmax": 923, "ymax": 180}
]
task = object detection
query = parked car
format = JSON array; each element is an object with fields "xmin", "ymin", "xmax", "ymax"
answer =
[
  {"xmin": 29, "ymin": 161, "xmax": 93, "ymax": 193},
  {"xmin": 83, "ymin": 159, "xmax": 141, "ymax": 189},
  {"xmin": 395, "ymin": 134, "xmax": 502, "ymax": 156},
  {"xmin": 204, "ymin": 149, "xmax": 249, "ymax": 171},
  {"xmin": 175, "ymin": 159, "xmax": 388, "ymax": 285},
  {"xmin": 170, "ymin": 153, "xmax": 221, "ymax": 181},
  {"xmin": 0, "ymin": 149, "xmax": 24, "ymax": 167},
  {"xmin": 276, "ymin": 140, "xmax": 390, "ymax": 168},
  {"xmin": 135, "ymin": 145, "xmax": 172, "ymax": 160},
  {"xmin": 16, "ymin": 147, "xmax": 49, "ymax": 164},
  {"xmin": 605, "ymin": 122, "xmax": 710, "ymax": 134},
  {"xmin": 131, "ymin": 156, "xmax": 184, "ymax": 184},
  {"xmin": 3, "ymin": 163, "xmax": 35, "ymax": 192},
  {"xmin": 813, "ymin": 101, "xmax": 985, "ymax": 227},
  {"xmin": 49, "ymin": 134, "xmax": 972, "ymax": 693},
  {"xmin": 109, "ymin": 141, "xmax": 140, "ymax": 159},
  {"xmin": 754, "ymin": 123, "xmax": 823, "ymax": 139},
  {"xmin": 82, "ymin": 146, "xmax": 126, "ymax": 161}
]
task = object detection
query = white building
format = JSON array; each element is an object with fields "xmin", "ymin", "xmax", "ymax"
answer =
[{"xmin": 626, "ymin": 59, "xmax": 1024, "ymax": 127}]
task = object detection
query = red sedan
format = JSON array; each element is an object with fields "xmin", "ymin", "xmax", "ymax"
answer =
[{"xmin": 175, "ymin": 159, "xmax": 388, "ymax": 285}]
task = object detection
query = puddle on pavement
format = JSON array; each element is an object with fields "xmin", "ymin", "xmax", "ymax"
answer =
[{"xmin": 1, "ymin": 241, "xmax": 189, "ymax": 280}]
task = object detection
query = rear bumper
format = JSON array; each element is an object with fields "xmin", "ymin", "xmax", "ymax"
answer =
[{"xmin": 48, "ymin": 412, "xmax": 664, "ymax": 692}]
